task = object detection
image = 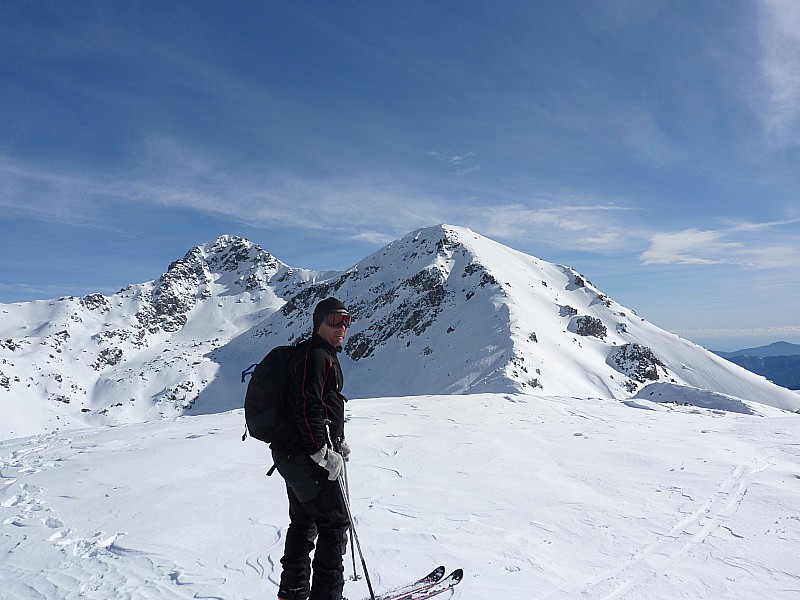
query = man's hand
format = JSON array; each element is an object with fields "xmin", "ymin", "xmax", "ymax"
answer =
[
  {"xmin": 310, "ymin": 446, "xmax": 343, "ymax": 481},
  {"xmin": 337, "ymin": 439, "xmax": 351, "ymax": 461}
]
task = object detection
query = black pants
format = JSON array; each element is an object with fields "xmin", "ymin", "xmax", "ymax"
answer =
[{"xmin": 275, "ymin": 453, "xmax": 350, "ymax": 600}]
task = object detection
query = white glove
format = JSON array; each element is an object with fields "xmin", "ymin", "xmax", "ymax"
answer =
[
  {"xmin": 310, "ymin": 446, "xmax": 343, "ymax": 481},
  {"xmin": 338, "ymin": 439, "xmax": 351, "ymax": 461}
]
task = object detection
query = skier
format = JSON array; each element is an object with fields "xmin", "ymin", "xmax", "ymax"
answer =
[{"xmin": 274, "ymin": 297, "xmax": 353, "ymax": 600}]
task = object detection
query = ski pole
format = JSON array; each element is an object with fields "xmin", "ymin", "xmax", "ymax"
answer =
[
  {"xmin": 343, "ymin": 459, "xmax": 360, "ymax": 581},
  {"xmin": 324, "ymin": 421, "xmax": 376, "ymax": 600},
  {"xmin": 337, "ymin": 475, "xmax": 376, "ymax": 600}
]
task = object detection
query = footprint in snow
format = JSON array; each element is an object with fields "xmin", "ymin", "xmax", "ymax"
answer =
[{"xmin": 44, "ymin": 516, "xmax": 64, "ymax": 529}]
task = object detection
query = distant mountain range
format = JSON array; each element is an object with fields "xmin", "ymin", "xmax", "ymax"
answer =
[
  {"xmin": 713, "ymin": 342, "xmax": 800, "ymax": 390},
  {"xmin": 2, "ymin": 224, "xmax": 799, "ymax": 440},
  {"xmin": 714, "ymin": 341, "xmax": 800, "ymax": 359}
]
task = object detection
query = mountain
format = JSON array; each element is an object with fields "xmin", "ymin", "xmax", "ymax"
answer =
[
  {"xmin": 714, "ymin": 341, "xmax": 800, "ymax": 358},
  {"xmin": 0, "ymin": 235, "xmax": 321, "ymax": 439},
  {"xmin": 713, "ymin": 342, "xmax": 800, "ymax": 390},
  {"xmin": 2, "ymin": 225, "xmax": 799, "ymax": 440},
  {"xmin": 721, "ymin": 355, "xmax": 800, "ymax": 390}
]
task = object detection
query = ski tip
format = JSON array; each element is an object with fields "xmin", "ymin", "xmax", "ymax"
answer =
[{"xmin": 451, "ymin": 568, "xmax": 464, "ymax": 582}]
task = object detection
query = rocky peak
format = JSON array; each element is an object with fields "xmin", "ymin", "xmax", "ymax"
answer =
[
  {"xmin": 248, "ymin": 224, "xmax": 517, "ymax": 397},
  {"xmin": 202, "ymin": 235, "xmax": 277, "ymax": 274},
  {"xmin": 141, "ymin": 236, "xmax": 294, "ymax": 333}
]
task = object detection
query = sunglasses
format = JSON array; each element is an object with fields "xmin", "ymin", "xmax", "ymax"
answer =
[{"xmin": 324, "ymin": 312, "xmax": 352, "ymax": 328}]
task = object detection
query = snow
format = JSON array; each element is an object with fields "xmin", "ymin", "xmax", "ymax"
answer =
[
  {"xmin": 2, "ymin": 390, "xmax": 799, "ymax": 599},
  {"xmin": 2, "ymin": 225, "xmax": 800, "ymax": 598}
]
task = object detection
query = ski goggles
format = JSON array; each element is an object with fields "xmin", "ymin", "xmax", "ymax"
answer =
[{"xmin": 324, "ymin": 312, "xmax": 352, "ymax": 328}]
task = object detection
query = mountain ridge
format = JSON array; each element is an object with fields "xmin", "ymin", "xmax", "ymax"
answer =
[
  {"xmin": 714, "ymin": 341, "xmax": 800, "ymax": 358},
  {"xmin": 2, "ymin": 224, "xmax": 798, "ymax": 440}
]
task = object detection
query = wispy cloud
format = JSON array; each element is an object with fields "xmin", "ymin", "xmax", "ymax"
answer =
[
  {"xmin": 756, "ymin": 0, "xmax": 800, "ymax": 146},
  {"xmin": 3, "ymin": 141, "xmax": 654, "ymax": 267},
  {"xmin": 473, "ymin": 201, "xmax": 639, "ymax": 254},
  {"xmin": 0, "ymin": 158, "xmax": 130, "ymax": 232},
  {"xmin": 640, "ymin": 219, "xmax": 800, "ymax": 268},
  {"xmin": 722, "ymin": 216, "xmax": 800, "ymax": 232},
  {"xmin": 0, "ymin": 144, "xmax": 448, "ymax": 241},
  {"xmin": 641, "ymin": 229, "xmax": 739, "ymax": 265},
  {"xmin": 427, "ymin": 148, "xmax": 480, "ymax": 176},
  {"xmin": 671, "ymin": 325, "xmax": 800, "ymax": 338},
  {"xmin": 126, "ymin": 167, "xmax": 448, "ymax": 238},
  {"xmin": 349, "ymin": 231, "xmax": 398, "ymax": 245}
]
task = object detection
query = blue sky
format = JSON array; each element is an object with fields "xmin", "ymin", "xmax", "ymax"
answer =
[{"xmin": 1, "ymin": 1, "xmax": 799, "ymax": 351}]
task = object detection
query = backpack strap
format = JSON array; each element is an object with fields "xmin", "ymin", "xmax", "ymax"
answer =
[
  {"xmin": 266, "ymin": 455, "xmax": 284, "ymax": 477},
  {"xmin": 241, "ymin": 363, "xmax": 258, "ymax": 383}
]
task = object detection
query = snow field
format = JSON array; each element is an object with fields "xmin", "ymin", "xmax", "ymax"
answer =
[{"xmin": 1, "ymin": 391, "xmax": 798, "ymax": 599}]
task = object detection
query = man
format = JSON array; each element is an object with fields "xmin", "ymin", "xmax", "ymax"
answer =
[{"xmin": 273, "ymin": 297, "xmax": 353, "ymax": 600}]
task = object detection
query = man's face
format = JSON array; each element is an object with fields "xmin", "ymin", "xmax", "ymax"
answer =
[{"xmin": 317, "ymin": 311, "xmax": 349, "ymax": 348}]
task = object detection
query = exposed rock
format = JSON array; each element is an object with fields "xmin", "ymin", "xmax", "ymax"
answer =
[
  {"xmin": 573, "ymin": 315, "xmax": 607, "ymax": 339},
  {"xmin": 561, "ymin": 305, "xmax": 578, "ymax": 317},
  {"xmin": 344, "ymin": 267, "xmax": 451, "ymax": 360},
  {"xmin": 92, "ymin": 348, "xmax": 123, "ymax": 371},
  {"xmin": 2, "ymin": 338, "xmax": 28, "ymax": 352},
  {"xmin": 81, "ymin": 293, "xmax": 110, "ymax": 312},
  {"xmin": 610, "ymin": 343, "xmax": 667, "ymax": 389}
]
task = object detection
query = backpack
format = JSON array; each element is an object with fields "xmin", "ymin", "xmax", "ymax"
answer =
[{"xmin": 241, "ymin": 343, "xmax": 301, "ymax": 446}]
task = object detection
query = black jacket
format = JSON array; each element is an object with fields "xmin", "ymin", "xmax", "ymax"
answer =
[{"xmin": 286, "ymin": 333, "xmax": 346, "ymax": 454}]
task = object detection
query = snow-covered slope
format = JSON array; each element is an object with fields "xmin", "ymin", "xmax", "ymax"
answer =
[
  {"xmin": 0, "ymin": 236, "xmax": 321, "ymax": 439},
  {"xmin": 204, "ymin": 225, "xmax": 800, "ymax": 412},
  {"xmin": 1, "ymin": 392, "xmax": 798, "ymax": 599},
  {"xmin": 2, "ymin": 225, "xmax": 798, "ymax": 440}
]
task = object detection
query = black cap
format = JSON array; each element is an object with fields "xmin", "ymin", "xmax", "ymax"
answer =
[{"xmin": 313, "ymin": 297, "xmax": 349, "ymax": 332}]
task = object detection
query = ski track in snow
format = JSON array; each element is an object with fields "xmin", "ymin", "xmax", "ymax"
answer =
[
  {"xmin": 545, "ymin": 457, "xmax": 773, "ymax": 600},
  {"xmin": 1, "ymin": 394, "xmax": 799, "ymax": 599}
]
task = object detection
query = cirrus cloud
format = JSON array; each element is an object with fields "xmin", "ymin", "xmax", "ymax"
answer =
[{"xmin": 641, "ymin": 220, "xmax": 800, "ymax": 269}]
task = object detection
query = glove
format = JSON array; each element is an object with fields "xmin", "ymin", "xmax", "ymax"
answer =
[
  {"xmin": 310, "ymin": 445, "xmax": 343, "ymax": 481},
  {"xmin": 337, "ymin": 439, "xmax": 351, "ymax": 461}
]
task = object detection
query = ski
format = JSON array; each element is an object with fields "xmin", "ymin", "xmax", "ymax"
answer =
[
  {"xmin": 397, "ymin": 568, "xmax": 463, "ymax": 600},
  {"xmin": 372, "ymin": 568, "xmax": 462, "ymax": 600},
  {"xmin": 390, "ymin": 568, "xmax": 463, "ymax": 600},
  {"xmin": 359, "ymin": 565, "xmax": 445, "ymax": 600}
]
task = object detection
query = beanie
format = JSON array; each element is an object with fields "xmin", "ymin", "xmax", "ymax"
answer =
[{"xmin": 313, "ymin": 297, "xmax": 349, "ymax": 332}]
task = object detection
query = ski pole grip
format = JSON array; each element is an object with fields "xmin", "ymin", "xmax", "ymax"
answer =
[{"xmin": 323, "ymin": 419, "xmax": 333, "ymax": 447}]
